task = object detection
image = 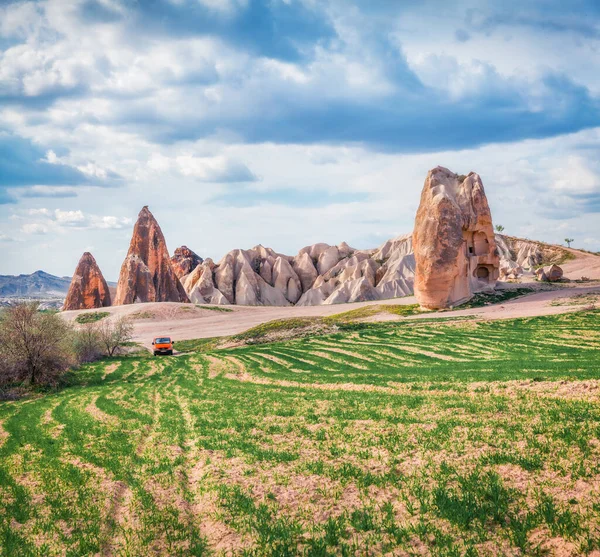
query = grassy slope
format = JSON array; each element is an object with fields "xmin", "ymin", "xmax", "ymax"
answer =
[{"xmin": 1, "ymin": 310, "xmax": 599, "ymax": 555}]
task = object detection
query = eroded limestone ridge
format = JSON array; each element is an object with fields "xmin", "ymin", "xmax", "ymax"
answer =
[
  {"xmin": 413, "ymin": 167, "xmax": 500, "ymax": 309},
  {"xmin": 180, "ymin": 237, "xmax": 416, "ymax": 307},
  {"xmin": 114, "ymin": 206, "xmax": 189, "ymax": 305},
  {"xmin": 63, "ymin": 252, "xmax": 111, "ymax": 310}
]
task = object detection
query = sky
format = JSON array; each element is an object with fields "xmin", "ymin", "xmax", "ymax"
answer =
[{"xmin": 1, "ymin": 0, "xmax": 599, "ymax": 280}]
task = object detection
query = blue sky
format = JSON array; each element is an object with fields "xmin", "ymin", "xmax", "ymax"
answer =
[{"xmin": 1, "ymin": 0, "xmax": 599, "ymax": 279}]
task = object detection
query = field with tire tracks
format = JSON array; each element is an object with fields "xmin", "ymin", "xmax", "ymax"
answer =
[{"xmin": 1, "ymin": 310, "xmax": 600, "ymax": 556}]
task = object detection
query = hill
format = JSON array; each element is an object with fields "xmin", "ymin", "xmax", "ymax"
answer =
[{"xmin": 0, "ymin": 270, "xmax": 72, "ymax": 298}]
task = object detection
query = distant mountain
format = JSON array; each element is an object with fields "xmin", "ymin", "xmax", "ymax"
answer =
[{"xmin": 0, "ymin": 270, "xmax": 115, "ymax": 299}]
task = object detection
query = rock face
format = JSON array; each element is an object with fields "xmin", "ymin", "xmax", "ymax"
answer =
[
  {"xmin": 63, "ymin": 252, "xmax": 111, "ymax": 310},
  {"xmin": 114, "ymin": 206, "xmax": 189, "ymax": 305},
  {"xmin": 180, "ymin": 237, "xmax": 415, "ymax": 307},
  {"xmin": 171, "ymin": 246, "xmax": 203, "ymax": 279},
  {"xmin": 413, "ymin": 167, "xmax": 500, "ymax": 309}
]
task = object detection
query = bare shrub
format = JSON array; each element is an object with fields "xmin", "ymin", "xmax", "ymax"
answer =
[
  {"xmin": 0, "ymin": 303, "xmax": 74, "ymax": 385},
  {"xmin": 98, "ymin": 317, "xmax": 134, "ymax": 357},
  {"xmin": 72, "ymin": 324, "xmax": 104, "ymax": 363}
]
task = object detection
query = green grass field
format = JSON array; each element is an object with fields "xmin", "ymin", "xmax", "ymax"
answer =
[{"xmin": 1, "ymin": 310, "xmax": 600, "ymax": 556}]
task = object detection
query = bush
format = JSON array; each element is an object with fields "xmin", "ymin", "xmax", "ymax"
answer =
[
  {"xmin": 75, "ymin": 311, "xmax": 110, "ymax": 324},
  {"xmin": 97, "ymin": 316, "xmax": 134, "ymax": 357},
  {"xmin": 71, "ymin": 324, "xmax": 104, "ymax": 363},
  {"xmin": 0, "ymin": 302, "xmax": 74, "ymax": 386}
]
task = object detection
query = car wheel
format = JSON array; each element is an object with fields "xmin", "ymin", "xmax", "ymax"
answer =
[
  {"xmin": 168, "ymin": 350, "xmax": 173, "ymax": 356},
  {"xmin": 153, "ymin": 351, "xmax": 158, "ymax": 356}
]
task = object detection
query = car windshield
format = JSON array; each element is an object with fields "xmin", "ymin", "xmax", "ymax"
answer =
[{"xmin": 155, "ymin": 337, "xmax": 171, "ymax": 344}]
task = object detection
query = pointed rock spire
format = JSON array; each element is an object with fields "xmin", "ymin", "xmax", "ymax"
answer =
[
  {"xmin": 63, "ymin": 252, "xmax": 111, "ymax": 310},
  {"xmin": 114, "ymin": 206, "xmax": 189, "ymax": 305}
]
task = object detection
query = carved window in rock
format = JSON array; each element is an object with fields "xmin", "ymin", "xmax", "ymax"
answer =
[{"xmin": 463, "ymin": 231, "xmax": 475, "ymax": 256}]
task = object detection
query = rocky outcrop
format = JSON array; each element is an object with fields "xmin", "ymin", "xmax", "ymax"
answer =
[
  {"xmin": 114, "ymin": 206, "xmax": 189, "ymax": 305},
  {"xmin": 180, "ymin": 237, "xmax": 415, "ymax": 307},
  {"xmin": 413, "ymin": 167, "xmax": 500, "ymax": 309},
  {"xmin": 63, "ymin": 252, "xmax": 111, "ymax": 310},
  {"xmin": 496, "ymin": 235, "xmax": 570, "ymax": 279},
  {"xmin": 171, "ymin": 246, "xmax": 203, "ymax": 279}
]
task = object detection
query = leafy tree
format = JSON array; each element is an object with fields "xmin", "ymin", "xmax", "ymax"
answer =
[
  {"xmin": 564, "ymin": 238, "xmax": 574, "ymax": 248},
  {"xmin": 494, "ymin": 225, "xmax": 505, "ymax": 233}
]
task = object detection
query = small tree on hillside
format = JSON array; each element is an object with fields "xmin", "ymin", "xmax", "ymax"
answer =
[
  {"xmin": 565, "ymin": 238, "xmax": 574, "ymax": 248},
  {"xmin": 98, "ymin": 317, "xmax": 134, "ymax": 357},
  {"xmin": 0, "ymin": 303, "xmax": 73, "ymax": 385},
  {"xmin": 72, "ymin": 324, "xmax": 104, "ymax": 363},
  {"xmin": 494, "ymin": 224, "xmax": 505, "ymax": 233}
]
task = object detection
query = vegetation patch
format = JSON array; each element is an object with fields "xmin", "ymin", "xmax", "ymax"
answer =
[
  {"xmin": 325, "ymin": 303, "xmax": 421, "ymax": 322},
  {"xmin": 130, "ymin": 310, "xmax": 155, "ymax": 320},
  {"xmin": 455, "ymin": 287, "xmax": 536, "ymax": 308},
  {"xmin": 174, "ymin": 337, "xmax": 221, "ymax": 353},
  {"xmin": 231, "ymin": 317, "xmax": 332, "ymax": 343},
  {"xmin": 196, "ymin": 305, "xmax": 234, "ymax": 312},
  {"xmin": 551, "ymin": 293, "xmax": 599, "ymax": 307},
  {"xmin": 75, "ymin": 311, "xmax": 110, "ymax": 324}
]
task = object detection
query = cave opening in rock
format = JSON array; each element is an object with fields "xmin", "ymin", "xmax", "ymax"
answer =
[{"xmin": 475, "ymin": 265, "xmax": 490, "ymax": 281}]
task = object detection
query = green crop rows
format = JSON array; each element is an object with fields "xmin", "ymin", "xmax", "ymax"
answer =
[{"xmin": 1, "ymin": 310, "xmax": 600, "ymax": 556}]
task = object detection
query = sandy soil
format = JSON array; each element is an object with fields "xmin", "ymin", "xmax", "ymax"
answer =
[
  {"xmin": 61, "ymin": 248, "xmax": 600, "ymax": 351},
  {"xmin": 561, "ymin": 248, "xmax": 600, "ymax": 280}
]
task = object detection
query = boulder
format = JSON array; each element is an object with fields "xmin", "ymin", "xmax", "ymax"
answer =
[
  {"xmin": 536, "ymin": 264, "xmax": 563, "ymax": 282},
  {"xmin": 413, "ymin": 167, "xmax": 500, "ymax": 309},
  {"xmin": 63, "ymin": 252, "xmax": 111, "ymax": 310},
  {"xmin": 114, "ymin": 206, "xmax": 189, "ymax": 305},
  {"xmin": 171, "ymin": 246, "xmax": 203, "ymax": 279}
]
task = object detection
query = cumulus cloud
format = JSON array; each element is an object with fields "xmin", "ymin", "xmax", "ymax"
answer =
[
  {"xmin": 146, "ymin": 152, "xmax": 257, "ymax": 182},
  {"xmin": 18, "ymin": 208, "xmax": 132, "ymax": 234}
]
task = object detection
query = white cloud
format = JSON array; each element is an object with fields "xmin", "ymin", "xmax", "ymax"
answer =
[
  {"xmin": 88, "ymin": 215, "xmax": 132, "ymax": 229},
  {"xmin": 54, "ymin": 209, "xmax": 86, "ymax": 224},
  {"xmin": 27, "ymin": 208, "xmax": 51, "ymax": 216},
  {"xmin": 22, "ymin": 222, "xmax": 49, "ymax": 235},
  {"xmin": 148, "ymin": 153, "xmax": 257, "ymax": 182},
  {"xmin": 550, "ymin": 156, "xmax": 600, "ymax": 194}
]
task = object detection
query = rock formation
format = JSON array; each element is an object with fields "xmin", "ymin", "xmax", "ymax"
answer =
[
  {"xmin": 63, "ymin": 252, "xmax": 111, "ymax": 310},
  {"xmin": 171, "ymin": 246, "xmax": 203, "ymax": 279},
  {"xmin": 76, "ymin": 172, "xmax": 565, "ymax": 310},
  {"xmin": 114, "ymin": 206, "xmax": 189, "ymax": 305},
  {"xmin": 535, "ymin": 264, "xmax": 563, "ymax": 282},
  {"xmin": 179, "ymin": 237, "xmax": 416, "ymax": 307},
  {"xmin": 413, "ymin": 167, "xmax": 500, "ymax": 309}
]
